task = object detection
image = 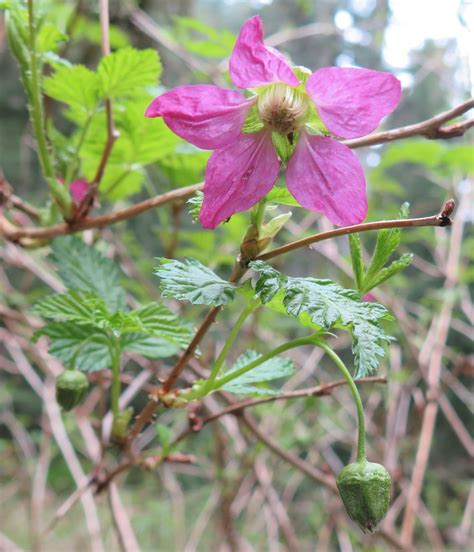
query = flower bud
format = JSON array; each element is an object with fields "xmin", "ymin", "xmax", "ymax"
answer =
[
  {"xmin": 56, "ymin": 370, "xmax": 89, "ymax": 411},
  {"xmin": 111, "ymin": 407, "xmax": 134, "ymax": 443},
  {"xmin": 336, "ymin": 460, "xmax": 391, "ymax": 533}
]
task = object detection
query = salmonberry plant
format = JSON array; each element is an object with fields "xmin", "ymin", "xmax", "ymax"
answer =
[{"xmin": 0, "ymin": 1, "xmax": 472, "ymax": 550}]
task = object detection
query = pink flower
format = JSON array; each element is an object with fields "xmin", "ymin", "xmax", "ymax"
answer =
[
  {"xmin": 69, "ymin": 179, "xmax": 89, "ymax": 204},
  {"xmin": 146, "ymin": 16, "xmax": 401, "ymax": 229}
]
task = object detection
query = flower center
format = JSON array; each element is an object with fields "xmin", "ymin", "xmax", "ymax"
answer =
[{"xmin": 257, "ymin": 84, "xmax": 309, "ymax": 135}]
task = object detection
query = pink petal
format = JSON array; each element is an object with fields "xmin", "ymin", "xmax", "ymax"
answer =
[
  {"xmin": 69, "ymin": 179, "xmax": 89, "ymax": 203},
  {"xmin": 145, "ymin": 85, "xmax": 252, "ymax": 150},
  {"xmin": 286, "ymin": 133, "xmax": 367, "ymax": 226},
  {"xmin": 307, "ymin": 67, "xmax": 401, "ymax": 138},
  {"xmin": 229, "ymin": 16, "xmax": 299, "ymax": 89},
  {"xmin": 199, "ymin": 132, "xmax": 280, "ymax": 229}
]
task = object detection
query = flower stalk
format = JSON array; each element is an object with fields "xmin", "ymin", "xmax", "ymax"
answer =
[{"xmin": 316, "ymin": 339, "xmax": 366, "ymax": 462}]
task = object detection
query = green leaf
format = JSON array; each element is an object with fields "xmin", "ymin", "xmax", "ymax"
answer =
[
  {"xmin": 33, "ymin": 290, "xmax": 108, "ymax": 326},
  {"xmin": 221, "ymin": 350, "xmax": 295, "ymax": 396},
  {"xmin": 120, "ymin": 334, "xmax": 180, "ymax": 359},
  {"xmin": 155, "ymin": 258, "xmax": 236, "ymax": 306},
  {"xmin": 34, "ymin": 323, "xmax": 112, "ymax": 372},
  {"xmin": 363, "ymin": 253, "xmax": 413, "ymax": 292},
  {"xmin": 80, "ymin": 98, "xmax": 180, "ymax": 199},
  {"xmin": 43, "ymin": 65, "xmax": 99, "ymax": 116},
  {"xmin": 129, "ymin": 303, "xmax": 193, "ymax": 347},
  {"xmin": 36, "ymin": 22, "xmax": 66, "ymax": 54},
  {"xmin": 249, "ymin": 261, "xmax": 285, "ymax": 304},
  {"xmin": 98, "ymin": 48, "xmax": 161, "ymax": 98},
  {"xmin": 51, "ymin": 237, "xmax": 126, "ymax": 312},
  {"xmin": 250, "ymin": 262, "xmax": 393, "ymax": 377},
  {"xmin": 363, "ymin": 203, "xmax": 409, "ymax": 287},
  {"xmin": 348, "ymin": 234, "xmax": 364, "ymax": 292},
  {"xmin": 187, "ymin": 191, "xmax": 204, "ymax": 221}
]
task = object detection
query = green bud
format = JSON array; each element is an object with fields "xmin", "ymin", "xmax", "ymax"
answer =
[
  {"xmin": 111, "ymin": 407, "xmax": 134, "ymax": 443},
  {"xmin": 336, "ymin": 460, "xmax": 391, "ymax": 533},
  {"xmin": 56, "ymin": 370, "xmax": 89, "ymax": 411}
]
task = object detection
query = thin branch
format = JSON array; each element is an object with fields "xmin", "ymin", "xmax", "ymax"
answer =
[
  {"xmin": 343, "ymin": 98, "xmax": 474, "ymax": 148},
  {"xmin": 256, "ymin": 199, "xmax": 454, "ymax": 263},
  {"xmin": 200, "ymin": 376, "xmax": 386, "ymax": 426},
  {"xmin": 0, "ymin": 183, "xmax": 203, "ymax": 243}
]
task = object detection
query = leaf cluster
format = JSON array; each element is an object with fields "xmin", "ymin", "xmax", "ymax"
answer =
[
  {"xmin": 34, "ymin": 238, "xmax": 192, "ymax": 372},
  {"xmin": 349, "ymin": 204, "xmax": 413, "ymax": 294},
  {"xmin": 154, "ymin": 257, "xmax": 393, "ymax": 378}
]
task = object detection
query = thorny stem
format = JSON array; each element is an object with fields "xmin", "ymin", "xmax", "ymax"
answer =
[
  {"xmin": 26, "ymin": 0, "xmax": 72, "ymax": 217},
  {"xmin": 317, "ymin": 340, "xmax": 366, "ymax": 462},
  {"xmin": 110, "ymin": 339, "xmax": 121, "ymax": 421}
]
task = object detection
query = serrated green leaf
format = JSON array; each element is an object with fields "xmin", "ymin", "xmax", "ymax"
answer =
[
  {"xmin": 187, "ymin": 191, "xmax": 204, "ymax": 221},
  {"xmin": 98, "ymin": 48, "xmax": 161, "ymax": 98},
  {"xmin": 43, "ymin": 64, "xmax": 99, "ymax": 116},
  {"xmin": 348, "ymin": 234, "xmax": 364, "ymax": 291},
  {"xmin": 80, "ymin": 98, "xmax": 180, "ymax": 199},
  {"xmin": 36, "ymin": 22, "xmax": 66, "ymax": 54},
  {"xmin": 129, "ymin": 303, "xmax": 193, "ymax": 347},
  {"xmin": 33, "ymin": 290, "xmax": 108, "ymax": 326},
  {"xmin": 249, "ymin": 260, "xmax": 285, "ymax": 303},
  {"xmin": 120, "ymin": 334, "xmax": 180, "ymax": 359},
  {"xmin": 51, "ymin": 237, "xmax": 126, "ymax": 312},
  {"xmin": 221, "ymin": 350, "xmax": 295, "ymax": 396},
  {"xmin": 155, "ymin": 258, "xmax": 236, "ymax": 306},
  {"xmin": 250, "ymin": 262, "xmax": 393, "ymax": 376},
  {"xmin": 362, "ymin": 253, "xmax": 413, "ymax": 292},
  {"xmin": 34, "ymin": 323, "xmax": 112, "ymax": 372},
  {"xmin": 363, "ymin": 204, "xmax": 409, "ymax": 286}
]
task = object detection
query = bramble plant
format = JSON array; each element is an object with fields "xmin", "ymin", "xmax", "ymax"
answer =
[{"xmin": 0, "ymin": 1, "xmax": 472, "ymax": 549}]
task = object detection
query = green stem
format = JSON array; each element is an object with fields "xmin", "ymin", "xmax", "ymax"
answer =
[
  {"xmin": 110, "ymin": 339, "xmax": 121, "ymax": 420},
  {"xmin": 203, "ymin": 301, "xmax": 259, "ymax": 392},
  {"xmin": 316, "ymin": 340, "xmax": 366, "ymax": 462},
  {"xmin": 27, "ymin": 0, "xmax": 72, "ymax": 217},
  {"xmin": 213, "ymin": 335, "xmax": 317, "ymax": 390}
]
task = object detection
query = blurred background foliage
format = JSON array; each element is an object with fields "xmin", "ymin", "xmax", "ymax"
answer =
[{"xmin": 0, "ymin": 1, "xmax": 472, "ymax": 551}]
